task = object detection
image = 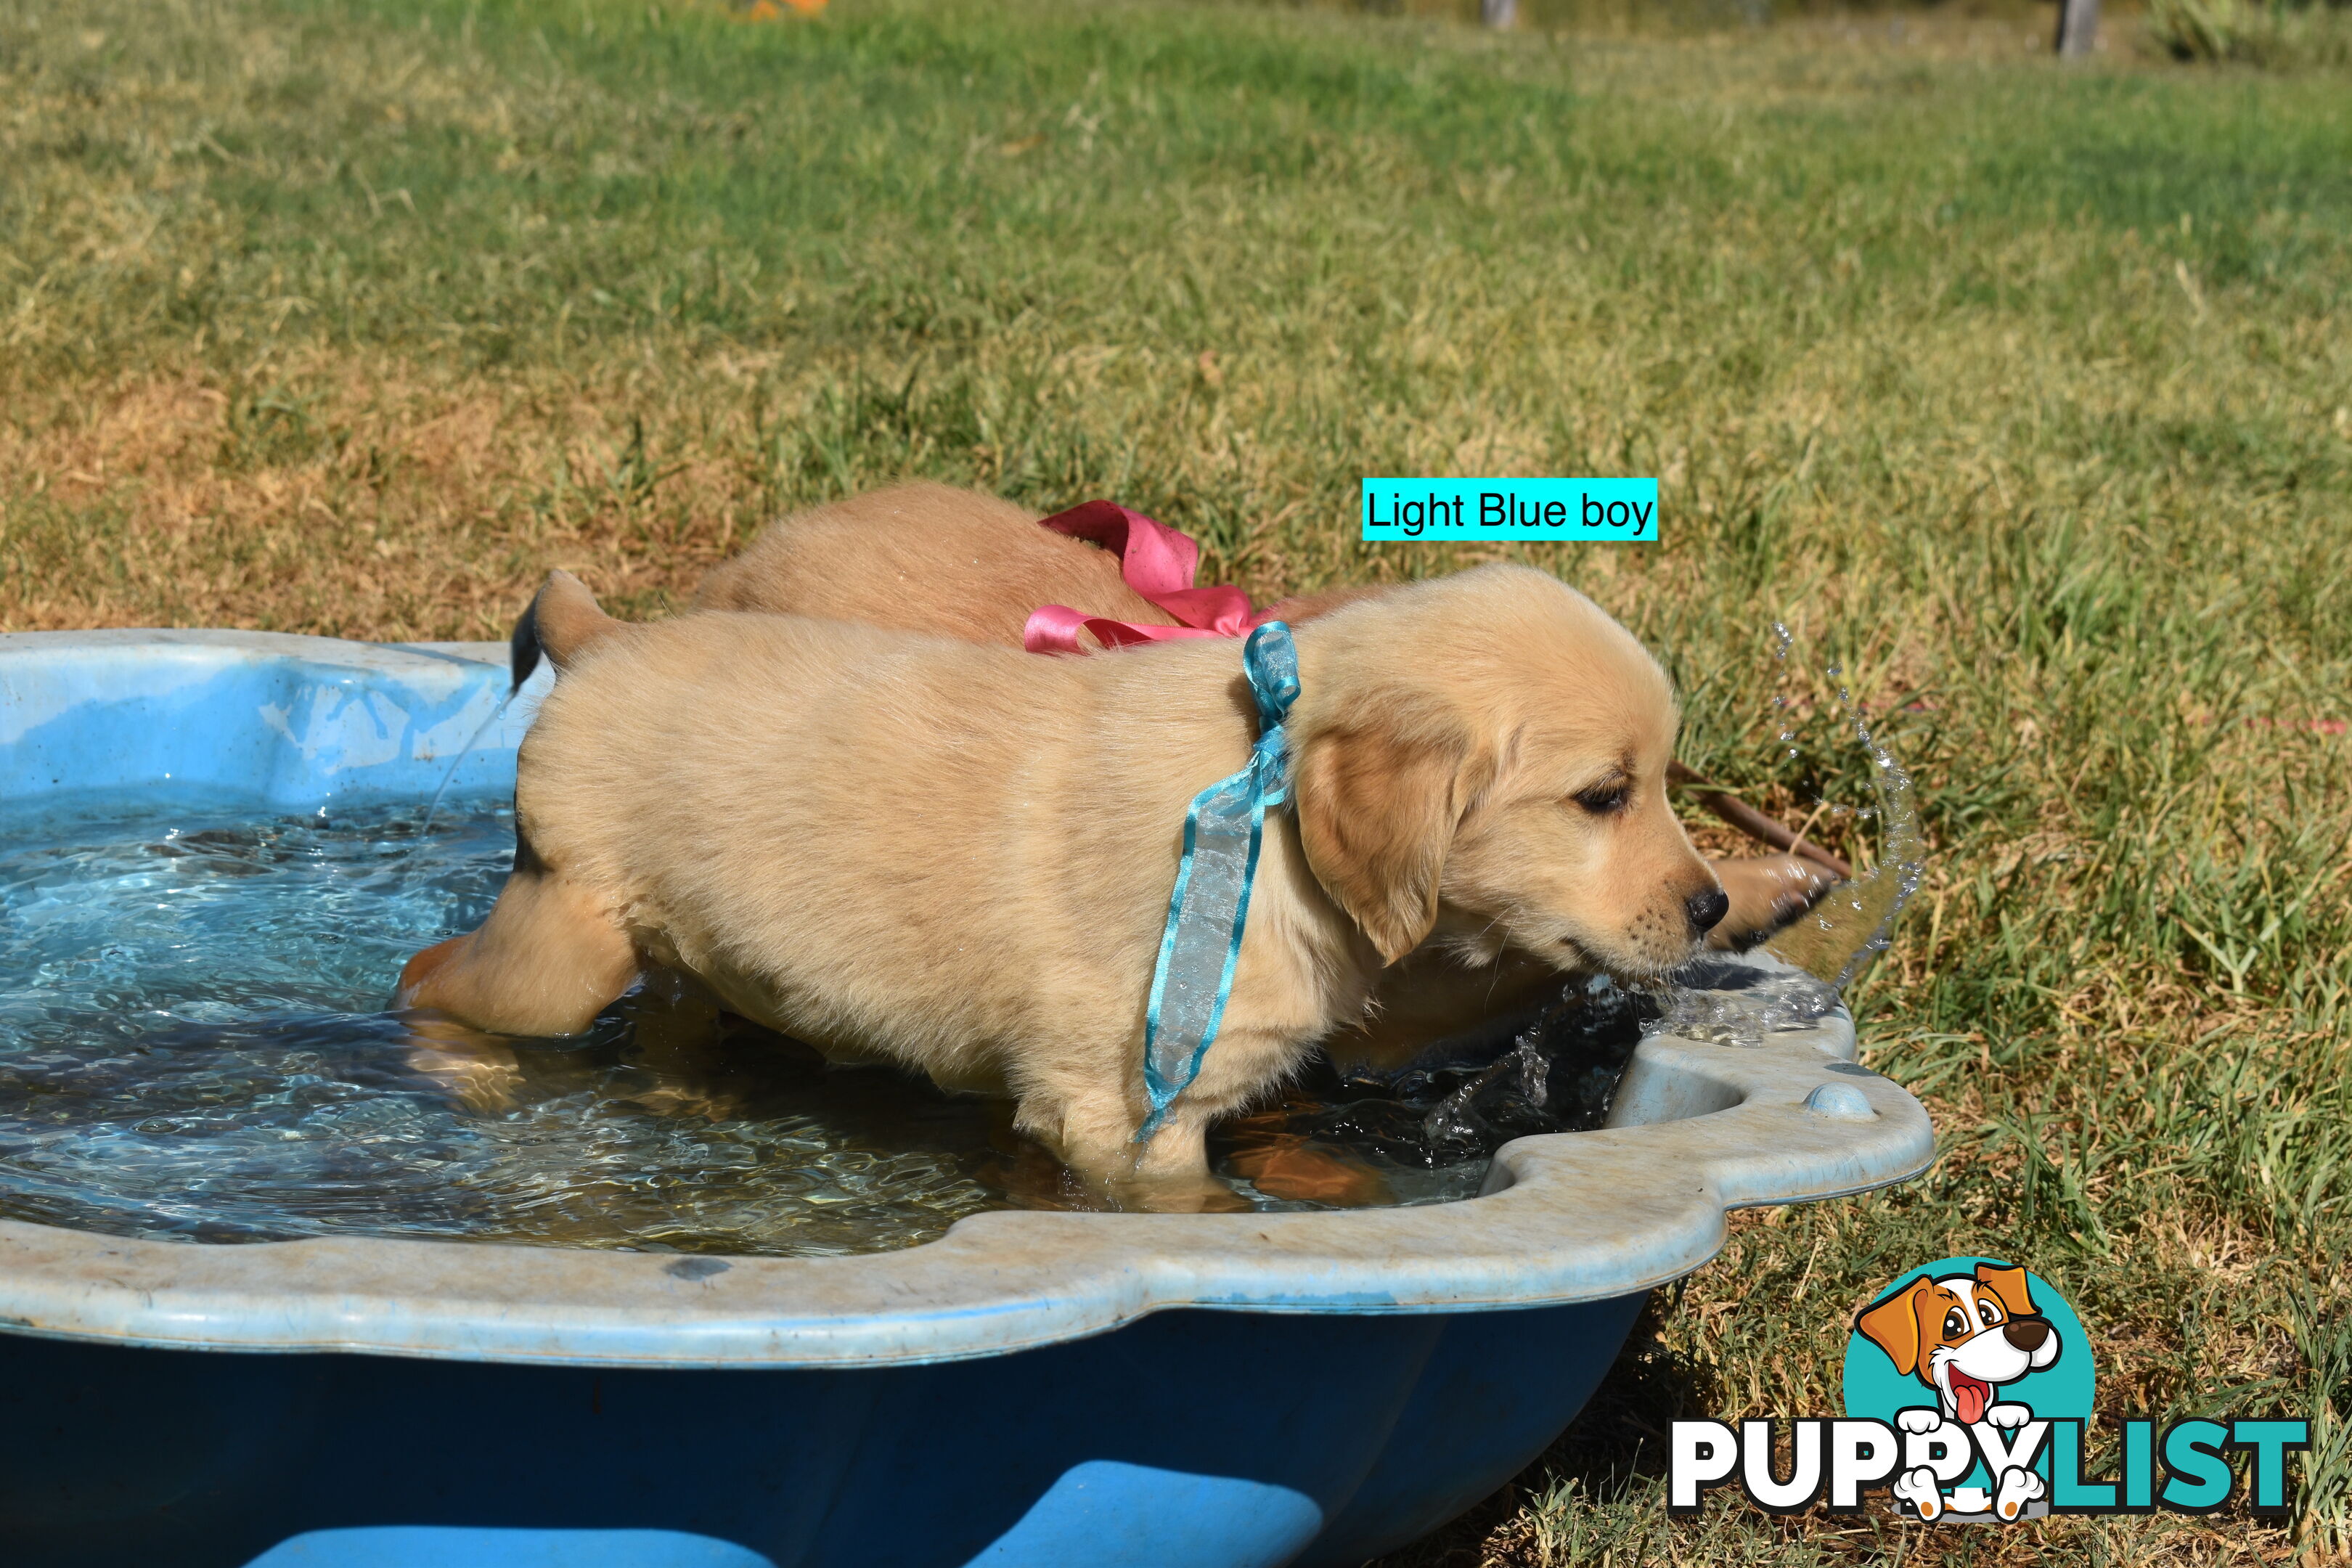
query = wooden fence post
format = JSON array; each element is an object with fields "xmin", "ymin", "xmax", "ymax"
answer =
[
  {"xmin": 2056, "ymin": 0, "xmax": 2099, "ymax": 56},
  {"xmin": 1482, "ymin": 0, "xmax": 1518, "ymax": 28}
]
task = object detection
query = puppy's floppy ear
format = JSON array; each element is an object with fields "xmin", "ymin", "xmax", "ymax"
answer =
[
  {"xmin": 1292, "ymin": 717, "xmax": 1479, "ymax": 965},
  {"xmin": 1974, "ymin": 1262, "xmax": 2038, "ymax": 1320},
  {"xmin": 1855, "ymin": 1278, "xmax": 1935, "ymax": 1377}
]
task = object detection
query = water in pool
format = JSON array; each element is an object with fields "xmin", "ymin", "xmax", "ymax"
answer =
[
  {"xmin": 0, "ymin": 638, "xmax": 1915, "ymax": 1257},
  {"xmin": 0, "ymin": 794, "xmax": 1651, "ymax": 1254}
]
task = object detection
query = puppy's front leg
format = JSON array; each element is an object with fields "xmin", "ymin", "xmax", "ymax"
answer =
[
  {"xmin": 1011, "ymin": 1079, "xmax": 1133, "ymax": 1180},
  {"xmin": 1132, "ymin": 1111, "xmax": 1214, "ymax": 1183},
  {"xmin": 1015, "ymin": 1082, "xmax": 1247, "ymax": 1212},
  {"xmin": 1124, "ymin": 1113, "xmax": 1251, "ymax": 1212}
]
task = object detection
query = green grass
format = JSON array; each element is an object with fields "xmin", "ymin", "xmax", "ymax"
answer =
[
  {"xmin": 2149, "ymin": 0, "xmax": 2352, "ymax": 70},
  {"xmin": 4, "ymin": 0, "xmax": 2349, "ymax": 1559}
]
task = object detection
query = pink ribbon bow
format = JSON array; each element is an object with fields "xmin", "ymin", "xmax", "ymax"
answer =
[{"xmin": 1022, "ymin": 501, "xmax": 1277, "ymax": 654}]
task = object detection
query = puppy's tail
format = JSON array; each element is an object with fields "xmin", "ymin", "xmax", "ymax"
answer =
[{"xmin": 510, "ymin": 570, "xmax": 624, "ymax": 693}]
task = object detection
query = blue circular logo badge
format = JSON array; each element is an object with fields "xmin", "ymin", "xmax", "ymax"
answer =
[{"xmin": 1841, "ymin": 1257, "xmax": 2095, "ymax": 1522}]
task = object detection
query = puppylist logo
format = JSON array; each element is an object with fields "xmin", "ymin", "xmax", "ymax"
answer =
[{"xmin": 1670, "ymin": 1257, "xmax": 2310, "ymax": 1524}]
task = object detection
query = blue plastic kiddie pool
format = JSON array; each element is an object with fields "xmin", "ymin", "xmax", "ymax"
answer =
[{"xmin": 0, "ymin": 631, "xmax": 1934, "ymax": 1568}]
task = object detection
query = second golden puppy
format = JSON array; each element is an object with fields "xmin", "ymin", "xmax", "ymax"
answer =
[{"xmin": 413, "ymin": 565, "xmax": 1726, "ymax": 1188}]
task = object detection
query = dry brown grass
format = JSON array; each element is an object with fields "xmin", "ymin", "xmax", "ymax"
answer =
[{"xmin": 1, "ymin": 359, "xmax": 757, "ymax": 636}]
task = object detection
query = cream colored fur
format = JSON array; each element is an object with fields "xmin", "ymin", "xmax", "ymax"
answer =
[
  {"xmin": 451, "ymin": 565, "xmax": 1719, "ymax": 1185},
  {"xmin": 693, "ymin": 481, "xmax": 1177, "ymax": 644},
  {"xmin": 692, "ymin": 481, "xmax": 1375, "ymax": 646}
]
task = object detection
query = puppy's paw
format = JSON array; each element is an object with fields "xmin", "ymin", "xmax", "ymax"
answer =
[
  {"xmin": 1985, "ymin": 1401, "xmax": 2033, "ymax": 1429},
  {"xmin": 1897, "ymin": 1407, "xmax": 1946, "ymax": 1436},
  {"xmin": 1993, "ymin": 1464, "xmax": 2045, "ymax": 1520},
  {"xmin": 1706, "ymin": 856, "xmax": 1839, "ymax": 951},
  {"xmin": 1892, "ymin": 1466, "xmax": 1945, "ymax": 1521}
]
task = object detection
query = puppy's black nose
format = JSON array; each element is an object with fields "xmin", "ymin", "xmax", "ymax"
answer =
[
  {"xmin": 2003, "ymin": 1318, "xmax": 2051, "ymax": 1352},
  {"xmin": 1686, "ymin": 887, "xmax": 1730, "ymax": 935}
]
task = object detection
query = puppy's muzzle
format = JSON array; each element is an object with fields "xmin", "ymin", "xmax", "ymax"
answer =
[
  {"xmin": 2003, "ymin": 1318, "xmax": 2052, "ymax": 1352},
  {"xmin": 1685, "ymin": 887, "xmax": 1730, "ymax": 936}
]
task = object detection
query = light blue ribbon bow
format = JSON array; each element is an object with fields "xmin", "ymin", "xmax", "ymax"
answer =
[{"xmin": 1138, "ymin": 621, "xmax": 1300, "ymax": 1139}]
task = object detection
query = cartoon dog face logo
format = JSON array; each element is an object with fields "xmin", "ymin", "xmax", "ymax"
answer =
[{"xmin": 1855, "ymin": 1262, "xmax": 2061, "ymax": 1426}]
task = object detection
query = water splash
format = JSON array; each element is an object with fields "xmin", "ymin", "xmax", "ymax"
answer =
[
  {"xmin": 1635, "ymin": 627, "xmax": 1926, "ymax": 1055},
  {"xmin": 1643, "ymin": 956, "xmax": 1842, "ymax": 1045},
  {"xmin": 1771, "ymin": 621, "xmax": 1800, "ymax": 760},
  {"xmin": 416, "ymin": 687, "xmax": 517, "ymax": 846},
  {"xmin": 1417, "ymin": 1009, "xmax": 1556, "ymax": 1152},
  {"xmin": 1759, "ymin": 647, "xmax": 1925, "ymax": 990},
  {"xmin": 1224, "ymin": 971, "xmax": 1651, "ymax": 1205}
]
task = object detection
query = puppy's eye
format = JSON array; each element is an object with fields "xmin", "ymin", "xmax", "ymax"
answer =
[
  {"xmin": 1572, "ymin": 782, "xmax": 1630, "ymax": 814},
  {"xmin": 1943, "ymin": 1309, "xmax": 1967, "ymax": 1339},
  {"xmin": 1978, "ymin": 1301, "xmax": 2001, "ymax": 1326}
]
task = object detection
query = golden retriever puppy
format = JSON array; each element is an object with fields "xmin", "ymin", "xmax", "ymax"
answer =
[
  {"xmin": 669, "ymin": 483, "xmax": 1828, "ymax": 1067},
  {"xmin": 693, "ymin": 482, "xmax": 1180, "ymax": 644},
  {"xmin": 689, "ymin": 480, "xmax": 1376, "ymax": 645},
  {"xmin": 404, "ymin": 566, "xmax": 1727, "ymax": 1188}
]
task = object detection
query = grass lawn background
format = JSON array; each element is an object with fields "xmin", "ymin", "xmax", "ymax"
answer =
[{"xmin": 2, "ymin": 0, "xmax": 2348, "ymax": 1559}]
